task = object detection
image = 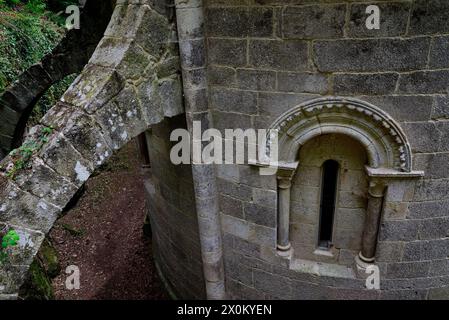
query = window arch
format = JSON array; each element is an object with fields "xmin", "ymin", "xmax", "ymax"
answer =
[{"xmin": 269, "ymin": 97, "xmax": 423, "ymax": 269}]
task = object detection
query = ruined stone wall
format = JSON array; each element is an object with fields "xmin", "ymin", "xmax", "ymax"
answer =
[
  {"xmin": 145, "ymin": 116, "xmax": 206, "ymax": 299},
  {"xmin": 206, "ymin": 0, "xmax": 449, "ymax": 299}
]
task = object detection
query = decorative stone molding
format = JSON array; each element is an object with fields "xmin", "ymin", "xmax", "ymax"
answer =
[
  {"xmin": 266, "ymin": 97, "xmax": 423, "ymax": 268},
  {"xmin": 268, "ymin": 97, "xmax": 416, "ymax": 173}
]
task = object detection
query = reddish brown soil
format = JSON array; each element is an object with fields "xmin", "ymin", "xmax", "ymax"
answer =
[{"xmin": 49, "ymin": 141, "xmax": 168, "ymax": 300}]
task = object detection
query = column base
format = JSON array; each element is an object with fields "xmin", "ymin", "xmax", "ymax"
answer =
[
  {"xmin": 355, "ymin": 253, "xmax": 375, "ymax": 277},
  {"xmin": 358, "ymin": 251, "xmax": 375, "ymax": 263},
  {"xmin": 277, "ymin": 243, "xmax": 291, "ymax": 251},
  {"xmin": 277, "ymin": 243, "xmax": 291, "ymax": 256}
]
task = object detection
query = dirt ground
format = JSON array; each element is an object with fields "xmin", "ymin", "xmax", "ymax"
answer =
[{"xmin": 49, "ymin": 140, "xmax": 169, "ymax": 300}]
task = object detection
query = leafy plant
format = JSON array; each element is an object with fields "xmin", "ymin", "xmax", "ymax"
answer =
[
  {"xmin": 25, "ymin": 0, "xmax": 46, "ymax": 14},
  {"xmin": 0, "ymin": 229, "xmax": 20, "ymax": 264},
  {"xmin": 2, "ymin": 229, "xmax": 20, "ymax": 248}
]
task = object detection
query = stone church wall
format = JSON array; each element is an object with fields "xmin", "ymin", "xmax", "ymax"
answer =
[
  {"xmin": 205, "ymin": 0, "xmax": 449, "ymax": 299},
  {"xmin": 145, "ymin": 116, "xmax": 206, "ymax": 299}
]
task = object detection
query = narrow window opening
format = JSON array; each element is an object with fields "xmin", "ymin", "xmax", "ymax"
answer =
[{"xmin": 318, "ymin": 160, "xmax": 339, "ymax": 249}]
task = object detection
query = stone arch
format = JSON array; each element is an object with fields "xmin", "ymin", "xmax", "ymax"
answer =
[
  {"xmin": 0, "ymin": 0, "xmax": 116, "ymax": 159},
  {"xmin": 271, "ymin": 97, "xmax": 423, "ymax": 270},
  {"xmin": 268, "ymin": 97, "xmax": 413, "ymax": 172},
  {"xmin": 0, "ymin": 0, "xmax": 183, "ymax": 299}
]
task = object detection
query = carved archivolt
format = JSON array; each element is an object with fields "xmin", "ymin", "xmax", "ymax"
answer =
[{"xmin": 268, "ymin": 97, "xmax": 413, "ymax": 172}]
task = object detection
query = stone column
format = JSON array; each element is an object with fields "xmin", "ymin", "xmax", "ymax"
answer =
[
  {"xmin": 175, "ymin": 0, "xmax": 226, "ymax": 300},
  {"xmin": 359, "ymin": 180, "xmax": 386, "ymax": 263},
  {"xmin": 277, "ymin": 178, "xmax": 292, "ymax": 251},
  {"xmin": 276, "ymin": 166, "xmax": 297, "ymax": 252}
]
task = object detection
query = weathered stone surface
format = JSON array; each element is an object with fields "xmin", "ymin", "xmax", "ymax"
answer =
[
  {"xmin": 212, "ymin": 111, "xmax": 252, "ymax": 132},
  {"xmin": 334, "ymin": 73, "xmax": 398, "ymax": 95},
  {"xmin": 402, "ymin": 122, "xmax": 441, "ymax": 153},
  {"xmin": 398, "ymin": 70, "xmax": 449, "ymax": 94},
  {"xmin": 252, "ymin": 188, "xmax": 276, "ymax": 208},
  {"xmin": 13, "ymin": 158, "xmax": 78, "ymax": 209},
  {"xmin": 379, "ymin": 220, "xmax": 420, "ymax": 241},
  {"xmin": 208, "ymin": 38, "xmax": 247, "ymax": 67},
  {"xmin": 208, "ymin": 66, "xmax": 236, "ymax": 86},
  {"xmin": 38, "ymin": 133, "xmax": 93, "ymax": 186},
  {"xmin": 236, "ymin": 69, "xmax": 276, "ymax": 91},
  {"xmin": 217, "ymin": 178, "xmax": 252, "ymax": 201},
  {"xmin": 419, "ymin": 217, "xmax": 449, "ymax": 240},
  {"xmin": 221, "ymin": 214, "xmax": 253, "ymax": 241},
  {"xmin": 253, "ymin": 269, "xmax": 292, "ymax": 299},
  {"xmin": 361, "ymin": 96, "xmax": 432, "ymax": 122},
  {"xmin": 0, "ymin": 180, "xmax": 59, "ymax": 233},
  {"xmin": 381, "ymin": 290, "xmax": 428, "ymax": 300},
  {"xmin": 348, "ymin": 2, "xmax": 410, "ymax": 37},
  {"xmin": 408, "ymin": 200, "xmax": 449, "ymax": 219},
  {"xmin": 282, "ymin": 4, "xmax": 345, "ymax": 39},
  {"xmin": 0, "ymin": 106, "xmax": 20, "ymax": 139},
  {"xmin": 432, "ymin": 96, "xmax": 449, "ymax": 120},
  {"xmin": 210, "ymin": 88, "xmax": 257, "ymax": 114},
  {"xmin": 386, "ymin": 261, "xmax": 431, "ymax": 279},
  {"xmin": 219, "ymin": 194, "xmax": 243, "ymax": 219},
  {"xmin": 414, "ymin": 153, "xmax": 449, "ymax": 179},
  {"xmin": 62, "ymin": 111, "xmax": 113, "ymax": 167},
  {"xmin": 179, "ymin": 38, "xmax": 206, "ymax": 69},
  {"xmin": 206, "ymin": 7, "xmax": 273, "ymax": 37},
  {"xmin": 0, "ymin": 223, "xmax": 46, "ymax": 267},
  {"xmin": 403, "ymin": 239, "xmax": 449, "ymax": 261},
  {"xmin": 134, "ymin": 7, "xmax": 172, "ymax": 58},
  {"xmin": 61, "ymin": 65, "xmax": 125, "ymax": 114},
  {"xmin": 225, "ymin": 259, "xmax": 253, "ymax": 286},
  {"xmin": 89, "ymin": 37, "xmax": 134, "ymax": 69},
  {"xmin": 429, "ymin": 259, "xmax": 449, "ymax": 276},
  {"xmin": 430, "ymin": 36, "xmax": 449, "ymax": 68},
  {"xmin": 314, "ymin": 38, "xmax": 430, "ymax": 72},
  {"xmin": 428, "ymin": 286, "xmax": 449, "ymax": 300},
  {"xmin": 258, "ymin": 92, "xmax": 318, "ymax": 116},
  {"xmin": 376, "ymin": 241, "xmax": 404, "ymax": 262},
  {"xmin": 409, "ymin": 0, "xmax": 449, "ymax": 35},
  {"xmin": 0, "ymin": 265, "xmax": 29, "ymax": 294},
  {"xmin": 244, "ymin": 203, "xmax": 276, "ymax": 228},
  {"xmin": 249, "ymin": 40, "xmax": 309, "ymax": 71},
  {"xmin": 226, "ymin": 278, "xmax": 266, "ymax": 300},
  {"xmin": 278, "ymin": 72, "xmax": 328, "ymax": 94}
]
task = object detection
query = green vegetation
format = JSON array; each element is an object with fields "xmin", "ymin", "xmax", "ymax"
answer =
[
  {"xmin": 0, "ymin": 0, "xmax": 79, "ymax": 126},
  {"xmin": 21, "ymin": 259, "xmax": 55, "ymax": 300},
  {"xmin": 5, "ymin": 125, "xmax": 53, "ymax": 179},
  {"xmin": 0, "ymin": 229, "xmax": 20, "ymax": 264},
  {"xmin": 0, "ymin": 1, "xmax": 63, "ymax": 91},
  {"xmin": 28, "ymin": 73, "xmax": 77, "ymax": 125}
]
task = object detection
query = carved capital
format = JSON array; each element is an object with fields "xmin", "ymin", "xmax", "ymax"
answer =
[
  {"xmin": 277, "ymin": 163, "xmax": 297, "ymax": 190},
  {"xmin": 277, "ymin": 178, "xmax": 292, "ymax": 189},
  {"xmin": 368, "ymin": 179, "xmax": 386, "ymax": 198}
]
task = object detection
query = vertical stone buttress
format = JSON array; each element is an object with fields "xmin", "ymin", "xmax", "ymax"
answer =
[{"xmin": 174, "ymin": 0, "xmax": 226, "ymax": 299}]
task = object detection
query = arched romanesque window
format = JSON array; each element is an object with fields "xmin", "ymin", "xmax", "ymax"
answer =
[{"xmin": 268, "ymin": 97, "xmax": 424, "ymax": 269}]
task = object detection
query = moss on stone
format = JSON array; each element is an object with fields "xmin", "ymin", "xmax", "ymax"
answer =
[
  {"xmin": 20, "ymin": 259, "xmax": 54, "ymax": 300},
  {"xmin": 38, "ymin": 239, "xmax": 60, "ymax": 278}
]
